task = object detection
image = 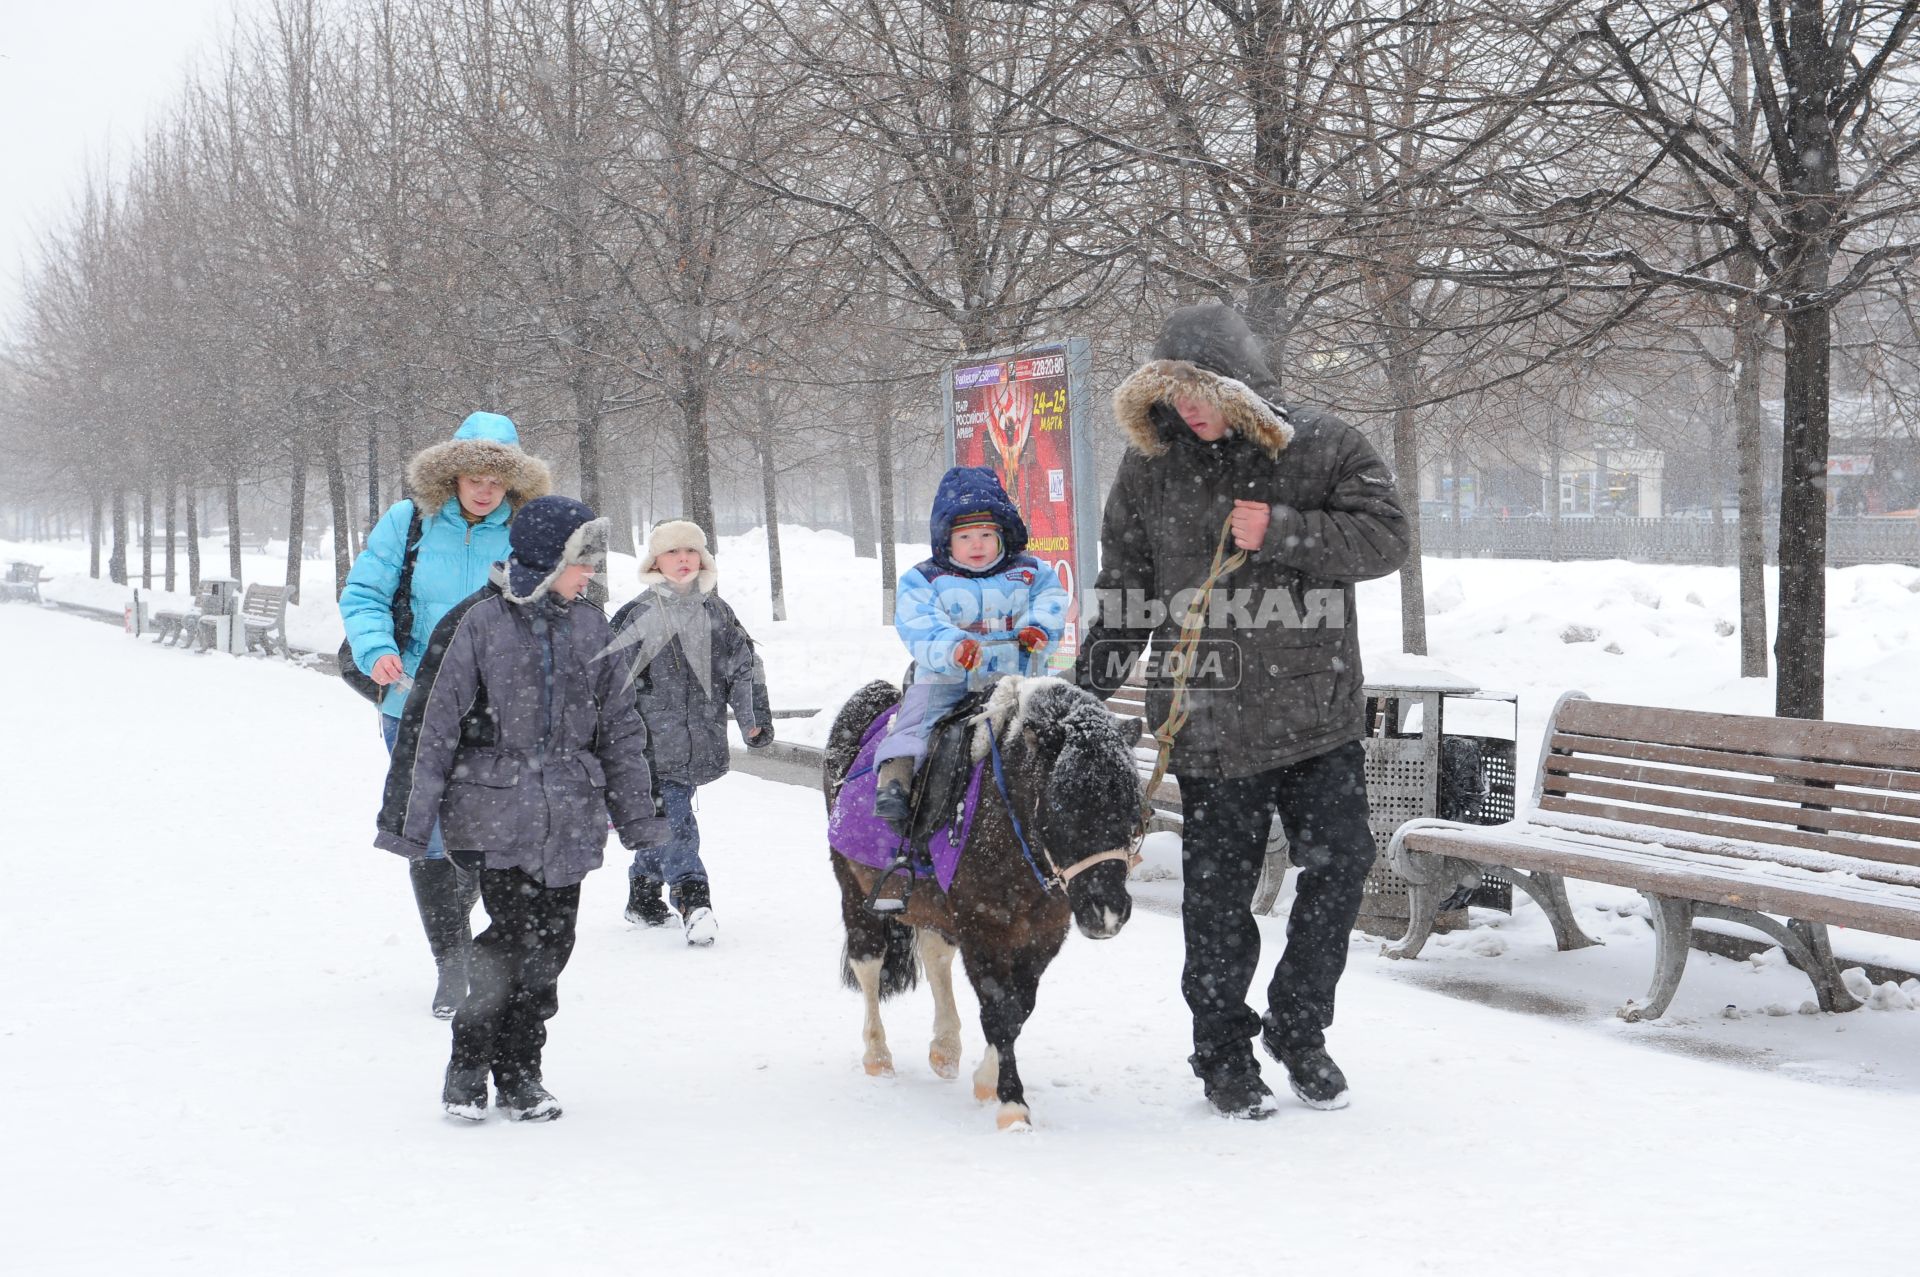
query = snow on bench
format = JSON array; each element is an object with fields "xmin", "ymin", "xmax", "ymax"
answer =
[
  {"xmin": 239, "ymin": 583, "xmax": 291, "ymax": 657},
  {"xmin": 1, "ymin": 561, "xmax": 49, "ymax": 604},
  {"xmin": 1386, "ymin": 691, "xmax": 1920, "ymax": 1020}
]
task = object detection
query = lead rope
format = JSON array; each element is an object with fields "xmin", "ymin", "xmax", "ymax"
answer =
[{"xmin": 1138, "ymin": 511, "xmax": 1247, "ymax": 832}]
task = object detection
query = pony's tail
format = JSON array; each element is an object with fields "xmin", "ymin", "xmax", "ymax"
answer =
[{"xmin": 839, "ymin": 921, "xmax": 919, "ymax": 999}]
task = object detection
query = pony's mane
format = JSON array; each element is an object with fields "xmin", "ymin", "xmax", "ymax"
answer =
[{"xmin": 969, "ymin": 676, "xmax": 1097, "ymax": 760}]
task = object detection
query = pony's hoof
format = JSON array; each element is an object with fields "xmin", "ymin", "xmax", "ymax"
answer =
[
  {"xmin": 995, "ymin": 1104, "xmax": 1032, "ymax": 1132},
  {"xmin": 929, "ymin": 1046, "xmax": 960, "ymax": 1080},
  {"xmin": 863, "ymin": 1057, "xmax": 895, "ymax": 1078},
  {"xmin": 973, "ymin": 1081, "xmax": 996, "ymax": 1102}
]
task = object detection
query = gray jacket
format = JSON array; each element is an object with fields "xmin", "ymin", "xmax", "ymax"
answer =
[
  {"xmin": 376, "ymin": 581, "xmax": 669, "ymax": 887},
  {"xmin": 1075, "ymin": 304, "xmax": 1410, "ymax": 778},
  {"xmin": 609, "ymin": 582, "xmax": 771, "ymax": 785}
]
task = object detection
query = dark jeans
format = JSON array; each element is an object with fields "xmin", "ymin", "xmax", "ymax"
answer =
[
  {"xmin": 448, "ymin": 854, "xmax": 581, "ymax": 1088},
  {"xmin": 1178, "ymin": 740, "xmax": 1375, "ymax": 1080},
  {"xmin": 627, "ymin": 778, "xmax": 706, "ymax": 893}
]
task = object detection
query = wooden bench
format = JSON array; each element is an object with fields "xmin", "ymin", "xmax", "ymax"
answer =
[
  {"xmin": 152, "ymin": 583, "xmax": 224, "ymax": 648},
  {"xmin": 239, "ymin": 583, "xmax": 291, "ymax": 656},
  {"xmin": 1, "ymin": 561, "xmax": 48, "ymax": 604},
  {"xmin": 1386, "ymin": 692, "xmax": 1920, "ymax": 1020}
]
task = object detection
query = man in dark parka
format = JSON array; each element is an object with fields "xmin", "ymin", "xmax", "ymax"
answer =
[{"xmin": 1074, "ymin": 304, "xmax": 1409, "ymax": 1118}]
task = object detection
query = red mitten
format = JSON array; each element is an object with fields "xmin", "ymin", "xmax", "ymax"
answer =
[
  {"xmin": 1016, "ymin": 626, "xmax": 1049, "ymax": 653},
  {"xmin": 954, "ymin": 638, "xmax": 982, "ymax": 671}
]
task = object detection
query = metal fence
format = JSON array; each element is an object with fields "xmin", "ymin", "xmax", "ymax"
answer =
[{"xmin": 1419, "ymin": 516, "xmax": 1920, "ymax": 568}]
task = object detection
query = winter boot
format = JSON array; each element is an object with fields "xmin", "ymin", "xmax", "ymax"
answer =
[
  {"xmin": 431, "ymin": 952, "xmax": 469, "ymax": 1021},
  {"xmin": 1202, "ymin": 1069, "xmax": 1275, "ymax": 1120},
  {"xmin": 496, "ymin": 1071, "xmax": 563, "ymax": 1122},
  {"xmin": 411, "ymin": 857, "xmax": 477, "ymax": 1019},
  {"xmin": 1264, "ymin": 1037, "xmax": 1350, "ymax": 1111},
  {"xmin": 872, "ymin": 756, "xmax": 916, "ymax": 837},
  {"xmin": 442, "ymin": 1063, "xmax": 489, "ymax": 1123},
  {"xmin": 624, "ymin": 875, "xmax": 673, "ymax": 927},
  {"xmin": 674, "ymin": 878, "xmax": 718, "ymax": 948}
]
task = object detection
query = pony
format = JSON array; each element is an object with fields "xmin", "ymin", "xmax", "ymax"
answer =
[{"xmin": 823, "ymin": 675, "xmax": 1145, "ymax": 1130}]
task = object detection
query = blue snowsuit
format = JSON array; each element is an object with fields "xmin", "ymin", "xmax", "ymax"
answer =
[{"xmin": 876, "ymin": 467, "xmax": 1070, "ymax": 764}]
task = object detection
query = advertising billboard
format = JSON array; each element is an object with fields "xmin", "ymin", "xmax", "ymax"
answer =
[{"xmin": 944, "ymin": 339, "xmax": 1097, "ymax": 669}]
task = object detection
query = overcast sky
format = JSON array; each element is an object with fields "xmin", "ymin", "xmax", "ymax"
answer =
[{"xmin": 0, "ymin": 1, "xmax": 259, "ymax": 330}]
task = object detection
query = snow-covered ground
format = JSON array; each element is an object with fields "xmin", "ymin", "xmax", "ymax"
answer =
[{"xmin": 3, "ymin": 575, "xmax": 1919, "ymax": 1273}]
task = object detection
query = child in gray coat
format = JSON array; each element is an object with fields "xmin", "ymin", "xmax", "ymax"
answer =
[{"xmin": 608, "ymin": 519, "xmax": 773, "ymax": 945}]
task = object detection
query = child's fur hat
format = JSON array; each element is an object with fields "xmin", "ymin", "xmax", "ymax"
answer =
[{"xmin": 640, "ymin": 519, "xmax": 719, "ymax": 594}]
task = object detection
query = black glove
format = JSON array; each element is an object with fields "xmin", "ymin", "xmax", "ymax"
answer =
[{"xmin": 747, "ymin": 724, "xmax": 775, "ymax": 749}]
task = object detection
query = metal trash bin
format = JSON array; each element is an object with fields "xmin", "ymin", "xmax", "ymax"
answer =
[{"xmin": 1354, "ymin": 673, "xmax": 1518, "ymax": 939}]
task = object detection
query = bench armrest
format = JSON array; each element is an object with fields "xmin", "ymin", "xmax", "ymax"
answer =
[{"xmin": 1387, "ymin": 817, "xmax": 1485, "ymax": 885}]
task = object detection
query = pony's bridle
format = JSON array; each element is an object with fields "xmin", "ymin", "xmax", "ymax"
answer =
[{"xmin": 983, "ymin": 719, "xmax": 1143, "ymax": 895}]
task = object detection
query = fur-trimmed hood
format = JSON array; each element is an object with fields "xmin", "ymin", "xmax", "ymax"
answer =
[
  {"xmin": 639, "ymin": 518, "xmax": 719, "ymax": 594},
  {"xmin": 406, "ymin": 411, "xmax": 554, "ymax": 515},
  {"xmin": 1110, "ymin": 304, "xmax": 1294, "ymax": 459}
]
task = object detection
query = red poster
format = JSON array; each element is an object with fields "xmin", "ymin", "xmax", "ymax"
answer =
[{"xmin": 950, "ymin": 346, "xmax": 1080, "ymax": 667}]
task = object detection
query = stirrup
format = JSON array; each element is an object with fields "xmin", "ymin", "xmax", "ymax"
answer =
[{"xmin": 865, "ymin": 850, "xmax": 921, "ymax": 915}]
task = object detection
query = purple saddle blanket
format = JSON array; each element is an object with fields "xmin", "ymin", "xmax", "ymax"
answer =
[{"xmin": 827, "ymin": 705, "xmax": 985, "ymax": 894}]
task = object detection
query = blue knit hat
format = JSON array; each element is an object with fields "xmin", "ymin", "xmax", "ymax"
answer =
[{"xmin": 503, "ymin": 496, "xmax": 607, "ymax": 602}]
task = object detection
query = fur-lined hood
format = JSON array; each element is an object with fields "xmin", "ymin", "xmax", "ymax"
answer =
[
  {"xmin": 639, "ymin": 518, "xmax": 719, "ymax": 594},
  {"xmin": 1110, "ymin": 304, "xmax": 1294, "ymax": 459},
  {"xmin": 406, "ymin": 412, "xmax": 553, "ymax": 514}
]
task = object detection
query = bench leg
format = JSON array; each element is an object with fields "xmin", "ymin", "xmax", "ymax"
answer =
[
  {"xmin": 1621, "ymin": 892, "xmax": 1692, "ymax": 1022},
  {"xmin": 1508, "ymin": 869, "xmax": 1601, "ymax": 952},
  {"xmin": 1786, "ymin": 919, "xmax": 1865, "ymax": 1013},
  {"xmin": 1385, "ymin": 874, "xmax": 1449, "ymax": 959},
  {"xmin": 1687, "ymin": 905, "xmax": 1864, "ymax": 1013}
]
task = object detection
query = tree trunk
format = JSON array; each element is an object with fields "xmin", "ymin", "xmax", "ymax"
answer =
[
  {"xmin": 367, "ymin": 423, "xmax": 381, "ymax": 533},
  {"xmin": 164, "ymin": 473, "xmax": 178, "ymax": 592},
  {"xmin": 579, "ymin": 413, "xmax": 603, "ymax": 513},
  {"xmin": 759, "ymin": 395, "xmax": 787, "ymax": 623},
  {"xmin": 1391, "ymin": 398, "xmax": 1426, "ymax": 655},
  {"xmin": 679, "ymin": 380, "xmax": 716, "ymax": 545},
  {"xmin": 140, "ymin": 487, "xmax": 153, "ymax": 589},
  {"xmin": 1547, "ymin": 423, "xmax": 1563, "ymax": 561},
  {"xmin": 1771, "ymin": 14, "xmax": 1839, "ymax": 720},
  {"xmin": 109, "ymin": 491, "xmax": 128, "ymax": 585},
  {"xmin": 89, "ymin": 493, "xmax": 102, "ymax": 579},
  {"xmin": 1732, "ymin": 291, "xmax": 1769, "ymax": 679},
  {"xmin": 226, "ymin": 464, "xmax": 244, "ymax": 582},
  {"xmin": 285, "ymin": 459, "xmax": 307, "ymax": 604},
  {"xmin": 845, "ymin": 458, "xmax": 877, "ymax": 559},
  {"xmin": 325, "ymin": 433, "xmax": 353, "ymax": 596},
  {"xmin": 1705, "ymin": 402, "xmax": 1726, "ymax": 568},
  {"xmin": 1376, "ymin": 301, "xmax": 1429, "ymax": 653},
  {"xmin": 185, "ymin": 487, "xmax": 202, "ymax": 592},
  {"xmin": 874, "ymin": 399, "xmax": 898, "ymax": 625},
  {"xmin": 1773, "ymin": 299, "xmax": 1830, "ymax": 719},
  {"xmin": 603, "ymin": 463, "xmax": 637, "ymax": 557}
]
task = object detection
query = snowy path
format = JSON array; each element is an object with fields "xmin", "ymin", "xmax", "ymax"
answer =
[{"xmin": 2, "ymin": 604, "xmax": 1915, "ymax": 1275}]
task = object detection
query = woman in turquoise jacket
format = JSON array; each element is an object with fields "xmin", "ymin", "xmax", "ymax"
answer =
[{"xmin": 341, "ymin": 411, "xmax": 552, "ymax": 1017}]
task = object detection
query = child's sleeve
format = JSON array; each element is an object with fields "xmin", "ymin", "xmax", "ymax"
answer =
[
  {"xmin": 1014, "ymin": 561, "xmax": 1071, "ymax": 646},
  {"xmin": 593, "ymin": 632, "xmax": 672, "ymax": 849},
  {"xmin": 376, "ymin": 594, "xmax": 481, "ymax": 856},
  {"xmin": 894, "ymin": 565, "xmax": 972, "ymax": 676},
  {"xmin": 715, "ymin": 604, "xmax": 768, "ymax": 739}
]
